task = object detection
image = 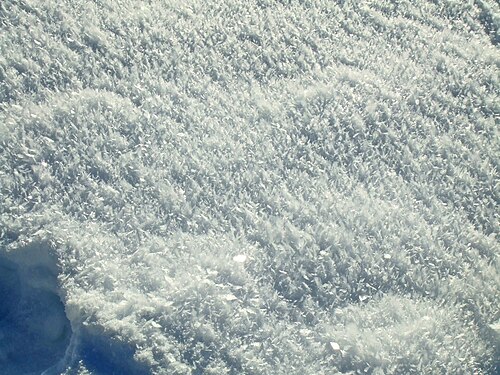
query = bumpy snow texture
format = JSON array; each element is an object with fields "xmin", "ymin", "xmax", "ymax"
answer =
[{"xmin": 0, "ymin": 0, "xmax": 499, "ymax": 374}]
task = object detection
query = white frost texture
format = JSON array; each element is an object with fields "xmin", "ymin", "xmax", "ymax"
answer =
[{"xmin": 0, "ymin": 1, "xmax": 499, "ymax": 374}]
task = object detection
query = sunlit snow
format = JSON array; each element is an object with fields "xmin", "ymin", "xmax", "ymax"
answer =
[
  {"xmin": 0, "ymin": 0, "xmax": 499, "ymax": 374},
  {"xmin": 232, "ymin": 254, "xmax": 248, "ymax": 263}
]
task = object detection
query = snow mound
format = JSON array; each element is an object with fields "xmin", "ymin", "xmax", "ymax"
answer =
[{"xmin": 0, "ymin": 242, "xmax": 72, "ymax": 375}]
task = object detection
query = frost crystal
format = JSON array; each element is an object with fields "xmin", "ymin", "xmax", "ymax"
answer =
[
  {"xmin": 232, "ymin": 254, "xmax": 247, "ymax": 263},
  {"xmin": 329, "ymin": 342, "xmax": 341, "ymax": 352}
]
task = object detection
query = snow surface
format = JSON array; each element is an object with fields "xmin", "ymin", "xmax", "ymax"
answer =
[{"xmin": 0, "ymin": 0, "xmax": 499, "ymax": 374}]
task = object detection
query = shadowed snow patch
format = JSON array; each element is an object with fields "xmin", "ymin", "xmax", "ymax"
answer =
[
  {"xmin": 0, "ymin": 242, "xmax": 72, "ymax": 375},
  {"xmin": 76, "ymin": 331, "xmax": 148, "ymax": 375}
]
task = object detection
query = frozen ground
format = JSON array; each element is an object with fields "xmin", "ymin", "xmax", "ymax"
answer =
[{"xmin": 0, "ymin": 0, "xmax": 499, "ymax": 374}]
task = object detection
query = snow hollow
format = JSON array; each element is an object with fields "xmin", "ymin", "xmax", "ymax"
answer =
[{"xmin": 0, "ymin": 241, "xmax": 71, "ymax": 374}]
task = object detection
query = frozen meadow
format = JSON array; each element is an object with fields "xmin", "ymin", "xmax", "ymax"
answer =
[{"xmin": 0, "ymin": 0, "xmax": 499, "ymax": 374}]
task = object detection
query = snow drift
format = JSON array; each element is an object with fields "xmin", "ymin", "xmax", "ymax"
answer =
[{"xmin": 0, "ymin": 0, "xmax": 499, "ymax": 374}]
